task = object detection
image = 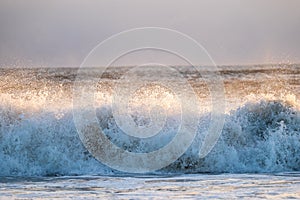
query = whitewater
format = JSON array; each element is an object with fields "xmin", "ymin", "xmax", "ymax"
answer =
[{"xmin": 0, "ymin": 64, "xmax": 299, "ymax": 199}]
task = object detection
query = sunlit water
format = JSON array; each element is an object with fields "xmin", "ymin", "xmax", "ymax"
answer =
[
  {"xmin": 0, "ymin": 64, "xmax": 299, "ymax": 198},
  {"xmin": 1, "ymin": 173, "xmax": 300, "ymax": 199}
]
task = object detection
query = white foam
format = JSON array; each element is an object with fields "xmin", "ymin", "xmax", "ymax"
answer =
[{"xmin": 0, "ymin": 99, "xmax": 299, "ymax": 176}]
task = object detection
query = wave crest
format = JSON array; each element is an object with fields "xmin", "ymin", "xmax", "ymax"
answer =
[{"xmin": 0, "ymin": 100, "xmax": 299, "ymax": 176}]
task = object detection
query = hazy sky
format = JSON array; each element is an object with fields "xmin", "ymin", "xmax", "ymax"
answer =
[{"xmin": 0, "ymin": 0, "xmax": 300, "ymax": 67}]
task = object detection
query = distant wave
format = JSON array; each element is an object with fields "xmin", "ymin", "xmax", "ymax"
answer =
[{"xmin": 0, "ymin": 100, "xmax": 299, "ymax": 176}]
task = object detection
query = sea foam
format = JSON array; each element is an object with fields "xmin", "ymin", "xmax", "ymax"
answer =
[{"xmin": 0, "ymin": 99, "xmax": 299, "ymax": 176}]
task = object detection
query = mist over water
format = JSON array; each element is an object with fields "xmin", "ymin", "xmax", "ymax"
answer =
[
  {"xmin": 1, "ymin": 1, "xmax": 300, "ymax": 199},
  {"xmin": 1, "ymin": 0, "xmax": 300, "ymax": 67}
]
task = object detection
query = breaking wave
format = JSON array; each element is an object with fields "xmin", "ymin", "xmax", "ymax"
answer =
[{"xmin": 0, "ymin": 99, "xmax": 299, "ymax": 176}]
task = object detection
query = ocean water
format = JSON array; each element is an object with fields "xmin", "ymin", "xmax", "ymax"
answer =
[{"xmin": 0, "ymin": 64, "xmax": 299, "ymax": 199}]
